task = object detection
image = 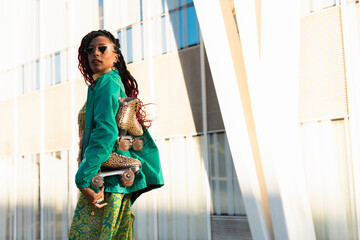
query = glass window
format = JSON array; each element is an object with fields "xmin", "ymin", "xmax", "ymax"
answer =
[
  {"xmin": 179, "ymin": 8, "xmax": 184, "ymax": 49},
  {"xmin": 161, "ymin": 15, "xmax": 167, "ymax": 54},
  {"xmin": 126, "ymin": 27, "xmax": 133, "ymax": 63},
  {"xmin": 36, "ymin": 60, "xmax": 40, "ymax": 90},
  {"xmin": 55, "ymin": 53, "xmax": 61, "ymax": 84},
  {"xmin": 169, "ymin": 10, "xmax": 181, "ymax": 50},
  {"xmin": 208, "ymin": 132, "xmax": 246, "ymax": 216},
  {"xmin": 99, "ymin": 0, "xmax": 104, "ymax": 29},
  {"xmin": 187, "ymin": 5, "xmax": 199, "ymax": 46},
  {"xmin": 50, "ymin": 55, "xmax": 53, "ymax": 86},
  {"xmin": 161, "ymin": 0, "xmax": 165, "ymax": 13},
  {"xmin": 140, "ymin": 0, "xmax": 143, "ymax": 21},
  {"xmin": 167, "ymin": 0, "xmax": 179, "ymax": 10}
]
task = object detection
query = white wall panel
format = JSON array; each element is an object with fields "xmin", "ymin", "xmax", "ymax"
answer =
[
  {"xmin": 0, "ymin": 156, "xmax": 14, "ymax": 240},
  {"xmin": 104, "ymin": 0, "xmax": 123, "ymax": 31},
  {"xmin": 129, "ymin": 0, "xmax": 141, "ymax": 25},
  {"xmin": 41, "ymin": 151, "xmax": 70, "ymax": 239},
  {"xmin": 0, "ymin": 69, "xmax": 17, "ymax": 101},
  {"xmin": 1, "ymin": 0, "xmax": 38, "ymax": 69},
  {"xmin": 68, "ymin": 47, "xmax": 81, "ymax": 81},
  {"xmin": 15, "ymin": 154, "xmax": 39, "ymax": 239},
  {"xmin": 60, "ymin": 50, "xmax": 68, "ymax": 83},
  {"xmin": 299, "ymin": 7, "xmax": 347, "ymax": 121},
  {"xmin": 19, "ymin": 0, "xmax": 38, "ymax": 65},
  {"xmin": 44, "ymin": 56, "xmax": 52, "ymax": 87},
  {"xmin": 1, "ymin": 1, "xmax": 19, "ymax": 70},
  {"xmin": 151, "ymin": 0, "xmax": 163, "ymax": 16},
  {"xmin": 133, "ymin": 136, "xmax": 210, "ymax": 240},
  {"xmin": 132, "ymin": 24, "xmax": 142, "ymax": 62},
  {"xmin": 153, "ymin": 17, "xmax": 162, "ymax": 56},
  {"xmin": 110, "ymin": 0, "xmax": 141, "ymax": 28},
  {"xmin": 40, "ymin": 0, "xmax": 67, "ymax": 56},
  {"xmin": 23, "ymin": 63, "xmax": 33, "ymax": 94},
  {"xmin": 143, "ymin": 21, "xmax": 151, "ymax": 59},
  {"xmin": 142, "ymin": 0, "xmax": 150, "ymax": 21},
  {"xmin": 68, "ymin": 0, "xmax": 98, "ymax": 47},
  {"xmin": 300, "ymin": 120, "xmax": 357, "ymax": 239}
]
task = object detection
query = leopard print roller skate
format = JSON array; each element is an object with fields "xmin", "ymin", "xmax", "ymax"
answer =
[{"xmin": 115, "ymin": 97, "xmax": 144, "ymax": 151}]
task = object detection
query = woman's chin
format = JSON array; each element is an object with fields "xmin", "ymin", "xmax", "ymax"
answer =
[{"xmin": 91, "ymin": 67, "xmax": 103, "ymax": 74}]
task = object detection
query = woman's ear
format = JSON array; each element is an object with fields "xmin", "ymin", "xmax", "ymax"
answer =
[{"xmin": 114, "ymin": 54, "xmax": 119, "ymax": 63}]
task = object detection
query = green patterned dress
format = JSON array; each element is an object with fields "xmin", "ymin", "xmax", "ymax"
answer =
[{"xmin": 68, "ymin": 193, "xmax": 134, "ymax": 240}]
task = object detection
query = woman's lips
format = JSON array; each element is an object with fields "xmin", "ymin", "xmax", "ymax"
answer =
[{"xmin": 92, "ymin": 59, "xmax": 102, "ymax": 65}]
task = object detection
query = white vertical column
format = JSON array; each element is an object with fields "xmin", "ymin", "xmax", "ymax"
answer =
[
  {"xmin": 193, "ymin": 0, "xmax": 272, "ymax": 239},
  {"xmin": 12, "ymin": 0, "xmax": 20, "ymax": 238},
  {"xmin": 255, "ymin": 0, "xmax": 316, "ymax": 239},
  {"xmin": 67, "ymin": 0, "xmax": 79, "ymax": 224},
  {"xmin": 199, "ymin": 33, "xmax": 211, "ymax": 240},
  {"xmin": 340, "ymin": 0, "xmax": 360, "ymax": 238},
  {"xmin": 39, "ymin": 1, "xmax": 45, "ymax": 239},
  {"xmin": 145, "ymin": 2, "xmax": 158, "ymax": 239}
]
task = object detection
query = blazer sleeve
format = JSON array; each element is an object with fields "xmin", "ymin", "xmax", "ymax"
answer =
[{"xmin": 75, "ymin": 76, "xmax": 121, "ymax": 189}]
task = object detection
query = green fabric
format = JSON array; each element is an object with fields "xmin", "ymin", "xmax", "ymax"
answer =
[
  {"xmin": 68, "ymin": 193, "xmax": 134, "ymax": 240},
  {"xmin": 75, "ymin": 69, "xmax": 164, "ymax": 202}
]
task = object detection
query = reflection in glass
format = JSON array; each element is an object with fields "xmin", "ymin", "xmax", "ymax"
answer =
[
  {"xmin": 55, "ymin": 53, "xmax": 61, "ymax": 84},
  {"xmin": 208, "ymin": 132, "xmax": 246, "ymax": 216},
  {"xmin": 36, "ymin": 60, "xmax": 40, "ymax": 90},
  {"xmin": 187, "ymin": 5, "xmax": 199, "ymax": 47},
  {"xmin": 126, "ymin": 27, "xmax": 133, "ymax": 63}
]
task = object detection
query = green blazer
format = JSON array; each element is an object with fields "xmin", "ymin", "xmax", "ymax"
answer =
[{"xmin": 75, "ymin": 69, "xmax": 164, "ymax": 203}]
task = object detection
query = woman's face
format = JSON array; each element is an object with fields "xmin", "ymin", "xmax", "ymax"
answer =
[{"xmin": 86, "ymin": 36, "xmax": 119, "ymax": 74}]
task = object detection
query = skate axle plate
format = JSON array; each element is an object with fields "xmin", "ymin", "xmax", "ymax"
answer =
[{"xmin": 99, "ymin": 166, "xmax": 140, "ymax": 178}]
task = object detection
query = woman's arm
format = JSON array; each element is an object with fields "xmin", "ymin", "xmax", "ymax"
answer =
[{"xmin": 75, "ymin": 75, "xmax": 121, "ymax": 189}]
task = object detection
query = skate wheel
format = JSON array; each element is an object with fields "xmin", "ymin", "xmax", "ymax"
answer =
[
  {"xmin": 132, "ymin": 139, "xmax": 143, "ymax": 151},
  {"xmin": 119, "ymin": 139, "xmax": 130, "ymax": 151},
  {"xmin": 121, "ymin": 170, "xmax": 134, "ymax": 187},
  {"xmin": 91, "ymin": 175, "xmax": 104, "ymax": 188}
]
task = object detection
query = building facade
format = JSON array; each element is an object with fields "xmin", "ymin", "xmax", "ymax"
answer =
[
  {"xmin": 1, "ymin": 0, "xmax": 360, "ymax": 239},
  {"xmin": 0, "ymin": 0, "xmax": 247, "ymax": 239}
]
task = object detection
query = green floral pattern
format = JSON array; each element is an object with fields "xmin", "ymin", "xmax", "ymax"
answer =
[{"xmin": 68, "ymin": 193, "xmax": 134, "ymax": 240}]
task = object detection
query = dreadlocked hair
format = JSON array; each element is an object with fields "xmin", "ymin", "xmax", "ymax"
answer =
[{"xmin": 78, "ymin": 29, "xmax": 151, "ymax": 129}]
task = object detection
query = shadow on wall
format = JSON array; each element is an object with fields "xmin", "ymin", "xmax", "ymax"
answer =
[{"xmin": 157, "ymin": 0, "xmax": 225, "ymax": 135}]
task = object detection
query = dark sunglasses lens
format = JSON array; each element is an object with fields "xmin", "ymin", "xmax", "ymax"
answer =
[
  {"xmin": 84, "ymin": 48, "xmax": 93, "ymax": 55},
  {"xmin": 98, "ymin": 46, "xmax": 107, "ymax": 54}
]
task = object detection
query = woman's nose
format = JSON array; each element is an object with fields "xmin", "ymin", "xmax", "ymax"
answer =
[{"xmin": 92, "ymin": 48, "xmax": 100, "ymax": 56}]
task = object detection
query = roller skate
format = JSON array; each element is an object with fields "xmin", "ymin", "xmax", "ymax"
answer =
[
  {"xmin": 116, "ymin": 97, "xmax": 144, "ymax": 151},
  {"xmin": 91, "ymin": 153, "xmax": 141, "ymax": 188}
]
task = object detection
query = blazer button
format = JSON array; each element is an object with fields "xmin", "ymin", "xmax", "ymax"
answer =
[{"xmin": 87, "ymin": 126, "xmax": 90, "ymax": 129}]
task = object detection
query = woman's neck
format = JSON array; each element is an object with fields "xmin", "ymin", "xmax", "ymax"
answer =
[{"xmin": 92, "ymin": 67, "xmax": 116, "ymax": 81}]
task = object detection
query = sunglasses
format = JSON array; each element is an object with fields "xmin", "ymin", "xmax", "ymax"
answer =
[{"xmin": 83, "ymin": 45, "xmax": 115, "ymax": 55}]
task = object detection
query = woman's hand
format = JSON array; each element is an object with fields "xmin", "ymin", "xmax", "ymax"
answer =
[{"xmin": 79, "ymin": 187, "xmax": 108, "ymax": 208}]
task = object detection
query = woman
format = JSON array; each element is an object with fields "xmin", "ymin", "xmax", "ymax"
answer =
[{"xmin": 68, "ymin": 30, "xmax": 164, "ymax": 240}]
